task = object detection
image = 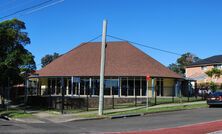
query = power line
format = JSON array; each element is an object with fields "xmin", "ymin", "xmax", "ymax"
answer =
[
  {"xmin": 0, "ymin": 0, "xmax": 34, "ymax": 14},
  {"xmin": 36, "ymin": 34, "xmax": 102, "ymax": 69},
  {"xmin": 25, "ymin": 0, "xmax": 64, "ymax": 15},
  {"xmin": 107, "ymin": 34, "xmax": 182, "ymax": 56},
  {"xmin": 82, "ymin": 34, "xmax": 102, "ymax": 44},
  {"xmin": 0, "ymin": 0, "xmax": 58, "ymax": 20}
]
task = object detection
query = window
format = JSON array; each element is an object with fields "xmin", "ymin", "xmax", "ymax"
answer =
[
  {"xmin": 104, "ymin": 80, "xmax": 111, "ymax": 95},
  {"xmin": 201, "ymin": 66, "xmax": 207, "ymax": 71},
  {"xmin": 135, "ymin": 78, "xmax": 140, "ymax": 96},
  {"xmin": 128, "ymin": 79, "xmax": 134, "ymax": 96},
  {"xmin": 92, "ymin": 78, "xmax": 99, "ymax": 95},
  {"xmin": 56, "ymin": 78, "xmax": 61, "ymax": 95},
  {"xmin": 80, "ymin": 78, "xmax": 90, "ymax": 95},
  {"xmin": 214, "ymin": 64, "xmax": 222, "ymax": 69},
  {"xmin": 73, "ymin": 81, "xmax": 79, "ymax": 95},
  {"xmin": 104, "ymin": 79, "xmax": 119, "ymax": 96},
  {"xmin": 142, "ymin": 79, "xmax": 147, "ymax": 96},
  {"xmin": 121, "ymin": 78, "xmax": 127, "ymax": 96},
  {"xmin": 110, "ymin": 79, "xmax": 119, "ymax": 95},
  {"xmin": 67, "ymin": 78, "xmax": 71, "ymax": 94},
  {"xmin": 73, "ymin": 77, "xmax": 80, "ymax": 95}
]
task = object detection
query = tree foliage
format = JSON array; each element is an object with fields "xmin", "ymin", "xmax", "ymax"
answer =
[
  {"xmin": 0, "ymin": 19, "xmax": 36, "ymax": 87},
  {"xmin": 41, "ymin": 52, "xmax": 60, "ymax": 68},
  {"xmin": 168, "ymin": 63, "xmax": 183, "ymax": 74},
  {"xmin": 168, "ymin": 52, "xmax": 200, "ymax": 75},
  {"xmin": 205, "ymin": 68, "xmax": 222, "ymax": 79},
  {"xmin": 209, "ymin": 81, "xmax": 217, "ymax": 92}
]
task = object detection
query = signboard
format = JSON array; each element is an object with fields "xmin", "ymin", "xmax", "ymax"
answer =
[{"xmin": 146, "ymin": 75, "xmax": 151, "ymax": 81}]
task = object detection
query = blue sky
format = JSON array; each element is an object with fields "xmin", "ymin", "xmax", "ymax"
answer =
[{"xmin": 1, "ymin": 0, "xmax": 222, "ymax": 69}]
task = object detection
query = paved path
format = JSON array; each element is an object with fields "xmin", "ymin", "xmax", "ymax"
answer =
[
  {"xmin": 23, "ymin": 101, "xmax": 206, "ymax": 123},
  {"xmin": 0, "ymin": 107, "xmax": 222, "ymax": 133}
]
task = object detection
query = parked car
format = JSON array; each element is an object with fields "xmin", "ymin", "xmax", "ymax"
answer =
[{"xmin": 207, "ymin": 91, "xmax": 222, "ymax": 107}]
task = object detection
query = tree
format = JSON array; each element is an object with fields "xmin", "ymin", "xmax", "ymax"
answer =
[
  {"xmin": 168, "ymin": 63, "xmax": 183, "ymax": 74},
  {"xmin": 205, "ymin": 68, "xmax": 222, "ymax": 82},
  {"xmin": 168, "ymin": 52, "xmax": 200, "ymax": 75},
  {"xmin": 0, "ymin": 19, "xmax": 36, "ymax": 106},
  {"xmin": 205, "ymin": 68, "xmax": 222, "ymax": 92},
  {"xmin": 41, "ymin": 53, "xmax": 60, "ymax": 68},
  {"xmin": 209, "ymin": 82, "xmax": 217, "ymax": 92}
]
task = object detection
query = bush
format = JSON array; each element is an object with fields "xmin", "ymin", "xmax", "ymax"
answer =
[
  {"xmin": 197, "ymin": 83, "xmax": 210, "ymax": 89},
  {"xmin": 197, "ymin": 82, "xmax": 220, "ymax": 92},
  {"xmin": 209, "ymin": 82, "xmax": 217, "ymax": 92}
]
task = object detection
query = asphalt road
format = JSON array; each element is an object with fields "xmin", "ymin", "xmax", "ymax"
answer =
[{"xmin": 1, "ymin": 107, "xmax": 222, "ymax": 134}]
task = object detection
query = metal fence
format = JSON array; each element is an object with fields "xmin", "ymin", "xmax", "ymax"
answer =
[{"xmin": 1, "ymin": 86, "xmax": 206, "ymax": 114}]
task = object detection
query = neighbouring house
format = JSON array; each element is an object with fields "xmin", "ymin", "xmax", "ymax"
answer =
[
  {"xmin": 28, "ymin": 42, "xmax": 184, "ymax": 108},
  {"xmin": 186, "ymin": 55, "xmax": 222, "ymax": 85}
]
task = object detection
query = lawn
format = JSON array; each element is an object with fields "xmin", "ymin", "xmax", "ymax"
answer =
[
  {"xmin": 105, "ymin": 103, "xmax": 208, "ymax": 116},
  {"xmin": 76, "ymin": 102, "xmax": 207, "ymax": 118},
  {"xmin": 0, "ymin": 108, "xmax": 33, "ymax": 118},
  {"xmin": 148, "ymin": 96, "xmax": 203, "ymax": 105},
  {"xmin": 101, "ymin": 96, "xmax": 204, "ymax": 109}
]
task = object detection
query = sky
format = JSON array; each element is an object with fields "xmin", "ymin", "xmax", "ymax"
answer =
[{"xmin": 1, "ymin": 0, "xmax": 222, "ymax": 69}]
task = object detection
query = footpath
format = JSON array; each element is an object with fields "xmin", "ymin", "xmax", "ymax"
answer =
[{"xmin": 12, "ymin": 101, "xmax": 206, "ymax": 123}]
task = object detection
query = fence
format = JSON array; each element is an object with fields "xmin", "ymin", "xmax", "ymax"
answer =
[
  {"xmin": 2, "ymin": 86, "xmax": 206, "ymax": 113},
  {"xmin": 23, "ymin": 91, "xmax": 205, "ymax": 114}
]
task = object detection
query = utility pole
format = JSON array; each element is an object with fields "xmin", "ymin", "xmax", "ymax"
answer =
[
  {"xmin": 146, "ymin": 75, "xmax": 150, "ymax": 109},
  {"xmin": 98, "ymin": 20, "xmax": 107, "ymax": 116},
  {"xmin": 146, "ymin": 80, "xmax": 149, "ymax": 109},
  {"xmin": 61, "ymin": 77, "xmax": 65, "ymax": 114},
  {"xmin": 24, "ymin": 78, "xmax": 29, "ymax": 113}
]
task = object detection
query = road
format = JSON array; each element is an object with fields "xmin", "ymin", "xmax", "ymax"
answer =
[{"xmin": 0, "ymin": 107, "xmax": 222, "ymax": 134}]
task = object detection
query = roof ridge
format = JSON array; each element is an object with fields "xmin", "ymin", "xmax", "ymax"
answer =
[
  {"xmin": 37, "ymin": 41, "xmax": 183, "ymax": 79},
  {"xmin": 38, "ymin": 41, "xmax": 129, "ymax": 70},
  {"xmin": 188, "ymin": 54, "xmax": 222, "ymax": 67},
  {"xmin": 125, "ymin": 42, "xmax": 183, "ymax": 78}
]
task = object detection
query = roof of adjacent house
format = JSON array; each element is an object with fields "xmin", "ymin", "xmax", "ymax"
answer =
[
  {"xmin": 187, "ymin": 55, "xmax": 222, "ymax": 67},
  {"xmin": 36, "ymin": 42, "xmax": 183, "ymax": 78}
]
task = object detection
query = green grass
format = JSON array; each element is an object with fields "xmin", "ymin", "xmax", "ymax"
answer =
[
  {"xmin": 75, "ymin": 103, "xmax": 208, "ymax": 118},
  {"xmin": 102, "ymin": 97, "xmax": 203, "ymax": 109},
  {"xmin": 148, "ymin": 97, "xmax": 203, "ymax": 105},
  {"xmin": 105, "ymin": 103, "xmax": 208, "ymax": 116},
  {"xmin": 0, "ymin": 109, "xmax": 33, "ymax": 118}
]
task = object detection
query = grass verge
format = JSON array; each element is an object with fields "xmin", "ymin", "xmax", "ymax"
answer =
[
  {"xmin": 75, "ymin": 103, "xmax": 208, "ymax": 118},
  {"xmin": 0, "ymin": 109, "xmax": 33, "ymax": 118},
  {"xmin": 106, "ymin": 103, "xmax": 208, "ymax": 116}
]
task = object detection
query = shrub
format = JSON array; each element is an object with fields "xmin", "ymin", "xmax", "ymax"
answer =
[{"xmin": 209, "ymin": 82, "xmax": 217, "ymax": 92}]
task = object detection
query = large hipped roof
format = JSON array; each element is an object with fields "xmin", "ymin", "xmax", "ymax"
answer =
[
  {"xmin": 187, "ymin": 55, "xmax": 222, "ymax": 67},
  {"xmin": 36, "ymin": 42, "xmax": 183, "ymax": 78}
]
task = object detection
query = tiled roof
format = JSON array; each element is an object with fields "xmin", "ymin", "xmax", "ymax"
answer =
[
  {"xmin": 36, "ymin": 42, "xmax": 183, "ymax": 78},
  {"xmin": 187, "ymin": 55, "xmax": 222, "ymax": 67}
]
